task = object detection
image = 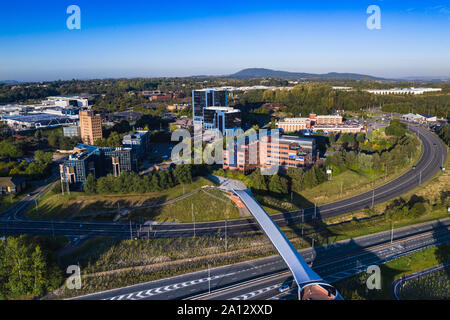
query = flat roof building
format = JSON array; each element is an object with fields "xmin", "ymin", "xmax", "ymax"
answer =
[
  {"xmin": 364, "ymin": 88, "xmax": 442, "ymax": 95},
  {"xmin": 2, "ymin": 113, "xmax": 78, "ymax": 130},
  {"xmin": 223, "ymin": 130, "xmax": 317, "ymax": 174},
  {"xmin": 79, "ymin": 110, "xmax": 103, "ymax": 145},
  {"xmin": 122, "ymin": 130, "xmax": 150, "ymax": 159},
  {"xmin": 60, "ymin": 144, "xmax": 136, "ymax": 186},
  {"xmin": 63, "ymin": 125, "xmax": 80, "ymax": 138},
  {"xmin": 203, "ymin": 106, "xmax": 242, "ymax": 137},
  {"xmin": 192, "ymin": 89, "xmax": 228, "ymax": 126}
]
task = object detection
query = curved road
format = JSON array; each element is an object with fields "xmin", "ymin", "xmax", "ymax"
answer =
[{"xmin": 0, "ymin": 125, "xmax": 447, "ymax": 239}]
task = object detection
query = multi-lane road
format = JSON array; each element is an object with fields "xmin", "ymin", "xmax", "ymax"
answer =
[
  {"xmin": 71, "ymin": 218, "xmax": 450, "ymax": 300},
  {"xmin": 0, "ymin": 125, "xmax": 447, "ymax": 240}
]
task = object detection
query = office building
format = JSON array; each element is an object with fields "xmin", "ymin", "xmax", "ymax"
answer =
[
  {"xmin": 79, "ymin": 110, "xmax": 103, "ymax": 145},
  {"xmin": 192, "ymin": 89, "xmax": 227, "ymax": 125},
  {"xmin": 122, "ymin": 130, "xmax": 150, "ymax": 159},
  {"xmin": 260, "ymin": 134, "xmax": 316, "ymax": 170},
  {"xmin": 102, "ymin": 147, "xmax": 136, "ymax": 176},
  {"xmin": 223, "ymin": 133, "xmax": 259, "ymax": 174},
  {"xmin": 60, "ymin": 144, "xmax": 136, "ymax": 185},
  {"xmin": 203, "ymin": 106, "xmax": 242, "ymax": 137},
  {"xmin": 276, "ymin": 118, "xmax": 312, "ymax": 132},
  {"xmin": 60, "ymin": 145, "xmax": 100, "ymax": 184},
  {"xmin": 312, "ymin": 114, "xmax": 343, "ymax": 125},
  {"xmin": 63, "ymin": 125, "xmax": 80, "ymax": 138},
  {"xmin": 276, "ymin": 114, "xmax": 343, "ymax": 133},
  {"xmin": 222, "ymin": 130, "xmax": 317, "ymax": 173}
]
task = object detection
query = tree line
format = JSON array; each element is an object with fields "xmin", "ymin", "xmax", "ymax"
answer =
[{"xmin": 84, "ymin": 164, "xmax": 204, "ymax": 194}]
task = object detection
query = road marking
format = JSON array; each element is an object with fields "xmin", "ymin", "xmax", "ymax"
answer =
[{"xmin": 230, "ymin": 284, "xmax": 281, "ymax": 300}]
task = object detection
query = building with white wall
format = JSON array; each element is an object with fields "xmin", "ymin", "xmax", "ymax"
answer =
[{"xmin": 364, "ymin": 88, "xmax": 442, "ymax": 95}]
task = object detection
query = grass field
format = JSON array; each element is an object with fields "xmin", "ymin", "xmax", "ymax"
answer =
[
  {"xmin": 334, "ymin": 243, "xmax": 450, "ymax": 300},
  {"xmin": 129, "ymin": 188, "xmax": 241, "ymax": 222},
  {"xmin": 26, "ymin": 177, "xmax": 218, "ymax": 220}
]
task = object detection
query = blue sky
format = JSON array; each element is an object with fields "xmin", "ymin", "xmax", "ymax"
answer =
[{"xmin": 0, "ymin": 0, "xmax": 449, "ymax": 81}]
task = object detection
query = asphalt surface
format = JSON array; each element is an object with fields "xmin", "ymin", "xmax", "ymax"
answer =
[
  {"xmin": 0, "ymin": 125, "xmax": 446, "ymax": 240},
  {"xmin": 70, "ymin": 218, "xmax": 450, "ymax": 300}
]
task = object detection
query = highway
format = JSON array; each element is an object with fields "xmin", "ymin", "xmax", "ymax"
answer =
[
  {"xmin": 71, "ymin": 218, "xmax": 450, "ymax": 300},
  {"xmin": 0, "ymin": 125, "xmax": 446, "ymax": 240}
]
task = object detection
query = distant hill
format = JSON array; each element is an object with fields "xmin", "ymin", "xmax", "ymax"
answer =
[
  {"xmin": 223, "ymin": 68, "xmax": 385, "ymax": 81},
  {"xmin": 0, "ymin": 80, "xmax": 20, "ymax": 84}
]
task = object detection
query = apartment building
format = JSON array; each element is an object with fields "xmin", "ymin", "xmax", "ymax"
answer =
[{"xmin": 79, "ymin": 110, "xmax": 103, "ymax": 145}]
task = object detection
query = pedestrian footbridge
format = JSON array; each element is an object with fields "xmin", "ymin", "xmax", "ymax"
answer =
[{"xmin": 234, "ymin": 189, "xmax": 343, "ymax": 300}]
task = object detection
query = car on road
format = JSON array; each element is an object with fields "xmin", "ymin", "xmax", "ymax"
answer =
[
  {"xmin": 412, "ymin": 166, "xmax": 417, "ymax": 170},
  {"xmin": 279, "ymin": 284, "xmax": 291, "ymax": 293},
  {"xmin": 27, "ymin": 193, "xmax": 32, "ymax": 197}
]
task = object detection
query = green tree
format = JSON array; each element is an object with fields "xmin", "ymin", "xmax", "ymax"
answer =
[
  {"xmin": 4, "ymin": 236, "xmax": 33, "ymax": 297},
  {"xmin": 35, "ymin": 150, "xmax": 53, "ymax": 164},
  {"xmin": 268, "ymin": 174, "xmax": 284, "ymax": 194},
  {"xmin": 84, "ymin": 173, "xmax": 97, "ymax": 194},
  {"xmin": 0, "ymin": 141, "xmax": 23, "ymax": 160},
  {"xmin": 31, "ymin": 246, "xmax": 47, "ymax": 296},
  {"xmin": 385, "ymin": 119, "xmax": 407, "ymax": 137},
  {"xmin": 249, "ymin": 169, "xmax": 268, "ymax": 191}
]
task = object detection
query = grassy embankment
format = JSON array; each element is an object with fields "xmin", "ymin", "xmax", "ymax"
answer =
[
  {"xmin": 334, "ymin": 243, "xmax": 450, "ymax": 300},
  {"xmin": 25, "ymin": 177, "xmax": 240, "ymax": 222},
  {"xmin": 285, "ymin": 143, "xmax": 449, "ymax": 242}
]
